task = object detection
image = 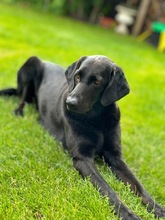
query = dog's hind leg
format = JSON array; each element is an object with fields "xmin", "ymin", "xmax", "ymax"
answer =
[
  {"xmin": 0, "ymin": 87, "xmax": 28, "ymax": 116},
  {"xmin": 14, "ymin": 86, "xmax": 29, "ymax": 116}
]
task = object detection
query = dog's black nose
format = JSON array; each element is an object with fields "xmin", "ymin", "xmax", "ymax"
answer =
[{"xmin": 66, "ymin": 96, "xmax": 78, "ymax": 111}]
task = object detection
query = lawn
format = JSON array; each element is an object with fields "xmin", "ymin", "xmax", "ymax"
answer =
[{"xmin": 0, "ymin": 2, "xmax": 165, "ymax": 220}]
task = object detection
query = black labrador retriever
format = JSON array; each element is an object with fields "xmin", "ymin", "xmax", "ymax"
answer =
[{"xmin": 0, "ymin": 56, "xmax": 164, "ymax": 220}]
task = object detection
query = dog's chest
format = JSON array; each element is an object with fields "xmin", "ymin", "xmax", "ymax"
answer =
[{"xmin": 67, "ymin": 115, "xmax": 105, "ymax": 154}]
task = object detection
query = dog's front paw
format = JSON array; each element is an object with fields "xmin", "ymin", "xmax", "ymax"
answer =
[
  {"xmin": 122, "ymin": 214, "xmax": 141, "ymax": 220},
  {"xmin": 119, "ymin": 212, "xmax": 141, "ymax": 220},
  {"xmin": 153, "ymin": 203, "xmax": 165, "ymax": 218},
  {"xmin": 14, "ymin": 108, "xmax": 24, "ymax": 117},
  {"xmin": 119, "ymin": 205, "xmax": 141, "ymax": 220}
]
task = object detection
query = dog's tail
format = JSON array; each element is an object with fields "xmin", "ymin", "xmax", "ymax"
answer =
[{"xmin": 0, "ymin": 88, "xmax": 17, "ymax": 96}]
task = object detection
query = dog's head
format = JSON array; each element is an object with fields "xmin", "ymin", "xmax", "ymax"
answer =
[{"xmin": 65, "ymin": 55, "xmax": 130, "ymax": 114}]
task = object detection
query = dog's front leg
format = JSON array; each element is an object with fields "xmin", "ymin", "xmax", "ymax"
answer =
[
  {"xmin": 73, "ymin": 157, "xmax": 140, "ymax": 220},
  {"xmin": 104, "ymin": 155, "xmax": 165, "ymax": 218}
]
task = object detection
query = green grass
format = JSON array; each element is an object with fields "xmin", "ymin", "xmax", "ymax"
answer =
[{"xmin": 0, "ymin": 3, "xmax": 165, "ymax": 220}]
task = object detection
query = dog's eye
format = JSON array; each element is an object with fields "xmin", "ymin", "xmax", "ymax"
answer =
[
  {"xmin": 75, "ymin": 74, "xmax": 80, "ymax": 83},
  {"xmin": 94, "ymin": 80, "xmax": 101, "ymax": 86}
]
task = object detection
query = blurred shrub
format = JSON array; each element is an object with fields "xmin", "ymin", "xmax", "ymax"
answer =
[{"xmin": 1, "ymin": 0, "xmax": 120, "ymax": 23}]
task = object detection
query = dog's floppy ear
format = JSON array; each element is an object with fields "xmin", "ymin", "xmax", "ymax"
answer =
[
  {"xmin": 101, "ymin": 67, "xmax": 130, "ymax": 106},
  {"xmin": 65, "ymin": 56, "xmax": 87, "ymax": 91}
]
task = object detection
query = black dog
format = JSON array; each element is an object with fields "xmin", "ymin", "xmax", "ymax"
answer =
[{"xmin": 0, "ymin": 56, "xmax": 164, "ymax": 220}]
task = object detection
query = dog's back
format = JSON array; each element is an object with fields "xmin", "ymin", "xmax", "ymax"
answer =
[{"xmin": 38, "ymin": 62, "xmax": 68, "ymax": 142}]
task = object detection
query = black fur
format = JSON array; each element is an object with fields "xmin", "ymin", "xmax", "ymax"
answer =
[
  {"xmin": 0, "ymin": 56, "xmax": 43, "ymax": 116},
  {"xmin": 0, "ymin": 55, "xmax": 165, "ymax": 220}
]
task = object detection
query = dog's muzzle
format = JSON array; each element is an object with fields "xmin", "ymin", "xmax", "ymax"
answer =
[{"xmin": 66, "ymin": 96, "xmax": 79, "ymax": 112}]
